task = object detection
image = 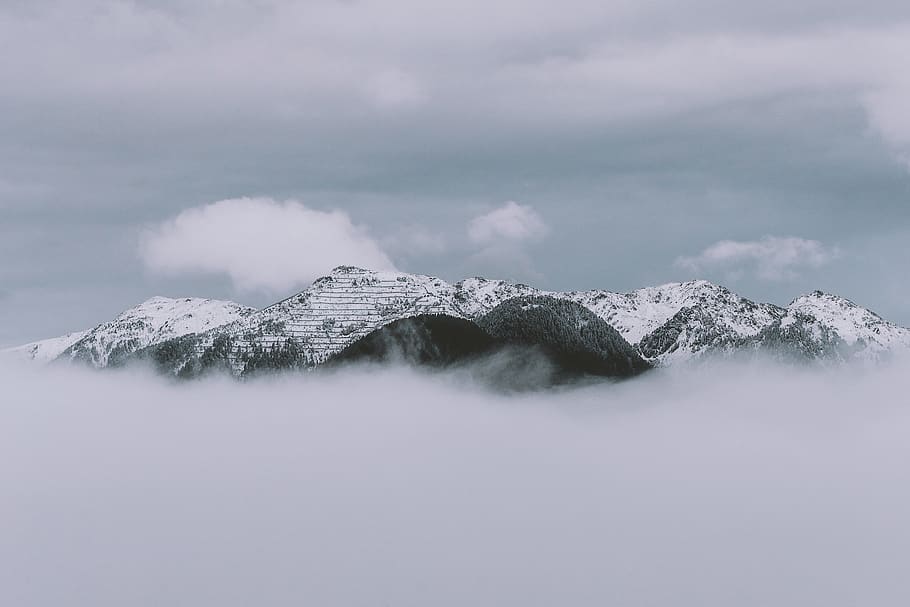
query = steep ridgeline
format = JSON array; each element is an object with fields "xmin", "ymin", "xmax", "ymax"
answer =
[
  {"xmin": 58, "ymin": 297, "xmax": 256, "ymax": 368},
  {"xmin": 4, "ymin": 331, "xmax": 89, "ymax": 363},
  {"xmin": 11, "ymin": 266, "xmax": 910, "ymax": 374}
]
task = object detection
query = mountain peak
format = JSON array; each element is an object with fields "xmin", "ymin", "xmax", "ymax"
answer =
[
  {"xmin": 788, "ymin": 290, "xmax": 871, "ymax": 316},
  {"xmin": 792, "ymin": 289, "xmax": 850, "ymax": 303},
  {"xmin": 329, "ymin": 265, "xmax": 371, "ymax": 275}
]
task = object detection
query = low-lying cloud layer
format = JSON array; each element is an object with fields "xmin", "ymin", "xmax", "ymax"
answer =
[{"xmin": 3, "ymin": 360, "xmax": 910, "ymax": 606}]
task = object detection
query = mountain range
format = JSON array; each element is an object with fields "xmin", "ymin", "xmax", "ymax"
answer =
[{"xmin": 5, "ymin": 266, "xmax": 909, "ymax": 382}]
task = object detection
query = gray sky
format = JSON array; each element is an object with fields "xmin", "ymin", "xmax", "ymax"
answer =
[{"xmin": 2, "ymin": 0, "xmax": 910, "ymax": 346}]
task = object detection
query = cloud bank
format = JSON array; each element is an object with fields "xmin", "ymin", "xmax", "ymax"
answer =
[
  {"xmin": 675, "ymin": 236, "xmax": 839, "ymax": 281},
  {"xmin": 140, "ymin": 198, "xmax": 395, "ymax": 293},
  {"xmin": 4, "ymin": 4, "xmax": 910, "ymax": 160},
  {"xmin": 3, "ymin": 359, "xmax": 910, "ymax": 606}
]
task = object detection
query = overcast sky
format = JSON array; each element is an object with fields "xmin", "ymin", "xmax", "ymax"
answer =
[{"xmin": 2, "ymin": 0, "xmax": 910, "ymax": 346}]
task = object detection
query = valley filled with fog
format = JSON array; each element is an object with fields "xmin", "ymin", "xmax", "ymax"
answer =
[{"xmin": 3, "ymin": 360, "xmax": 909, "ymax": 606}]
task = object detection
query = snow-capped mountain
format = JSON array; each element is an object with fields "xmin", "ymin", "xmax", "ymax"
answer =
[
  {"xmin": 789, "ymin": 291, "xmax": 910, "ymax": 359},
  {"xmin": 58, "ymin": 296, "xmax": 256, "ymax": 368},
  {"xmin": 746, "ymin": 291, "xmax": 910, "ymax": 364},
  {"xmin": 8, "ymin": 266, "xmax": 909, "ymax": 374},
  {"xmin": 631, "ymin": 282, "xmax": 786, "ymax": 365}
]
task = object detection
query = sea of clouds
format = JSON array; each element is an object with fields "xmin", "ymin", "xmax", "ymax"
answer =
[{"xmin": 3, "ymin": 359, "xmax": 910, "ymax": 606}]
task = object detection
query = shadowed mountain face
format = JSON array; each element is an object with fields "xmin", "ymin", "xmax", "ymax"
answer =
[
  {"xmin": 476, "ymin": 296, "xmax": 651, "ymax": 379},
  {"xmin": 327, "ymin": 297, "xmax": 651, "ymax": 388},
  {"xmin": 328, "ymin": 315, "xmax": 496, "ymax": 368}
]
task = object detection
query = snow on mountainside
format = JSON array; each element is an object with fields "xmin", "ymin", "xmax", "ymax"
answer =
[
  {"xmin": 453, "ymin": 277, "xmax": 540, "ymax": 318},
  {"xmin": 12, "ymin": 266, "xmax": 910, "ymax": 372},
  {"xmin": 563, "ymin": 280, "xmax": 776, "ymax": 345},
  {"xmin": 768, "ymin": 291, "xmax": 910, "ymax": 363},
  {"xmin": 2, "ymin": 330, "xmax": 89, "ymax": 363},
  {"xmin": 182, "ymin": 267, "xmax": 675, "ymax": 370},
  {"xmin": 60, "ymin": 296, "xmax": 256, "ymax": 367},
  {"xmin": 185, "ymin": 267, "xmax": 468, "ymax": 369},
  {"xmin": 632, "ymin": 282, "xmax": 786, "ymax": 365}
]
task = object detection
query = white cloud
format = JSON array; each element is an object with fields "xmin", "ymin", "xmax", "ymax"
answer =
[
  {"xmin": 468, "ymin": 201, "xmax": 548, "ymax": 245},
  {"xmin": 675, "ymin": 236, "xmax": 839, "ymax": 281},
  {"xmin": 140, "ymin": 197, "xmax": 395, "ymax": 293}
]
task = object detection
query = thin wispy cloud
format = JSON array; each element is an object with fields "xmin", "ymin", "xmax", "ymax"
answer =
[
  {"xmin": 382, "ymin": 224, "xmax": 449, "ymax": 258},
  {"xmin": 675, "ymin": 236, "xmax": 840, "ymax": 281}
]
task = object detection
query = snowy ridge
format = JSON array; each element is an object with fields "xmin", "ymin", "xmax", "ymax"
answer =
[
  {"xmin": 60, "ymin": 296, "xmax": 256, "ymax": 367},
  {"xmin": 2, "ymin": 330, "xmax": 89, "ymax": 363},
  {"xmin": 11, "ymin": 266, "xmax": 910, "ymax": 371},
  {"xmin": 564, "ymin": 280, "xmax": 774, "ymax": 345}
]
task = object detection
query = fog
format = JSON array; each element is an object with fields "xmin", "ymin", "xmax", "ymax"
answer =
[{"xmin": 3, "ymin": 360, "xmax": 910, "ymax": 606}]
